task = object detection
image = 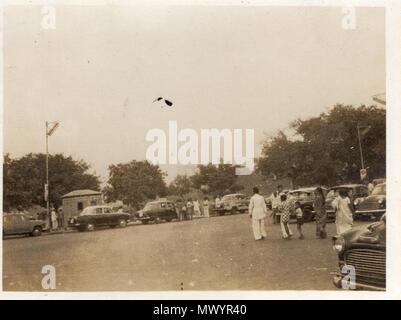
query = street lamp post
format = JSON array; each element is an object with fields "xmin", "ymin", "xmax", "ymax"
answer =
[{"xmin": 45, "ymin": 121, "xmax": 60, "ymax": 227}]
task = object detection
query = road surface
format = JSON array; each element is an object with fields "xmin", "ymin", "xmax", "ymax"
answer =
[{"xmin": 3, "ymin": 213, "xmax": 369, "ymax": 291}]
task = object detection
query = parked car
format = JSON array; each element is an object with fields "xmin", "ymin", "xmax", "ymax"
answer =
[
  {"xmin": 137, "ymin": 200, "xmax": 178, "ymax": 224},
  {"xmin": 355, "ymin": 183, "xmax": 386, "ymax": 220},
  {"xmin": 325, "ymin": 184, "xmax": 369, "ymax": 219},
  {"xmin": 214, "ymin": 193, "xmax": 249, "ymax": 215},
  {"xmin": 332, "ymin": 215, "xmax": 386, "ymax": 290},
  {"xmin": 288, "ymin": 187, "xmax": 328, "ymax": 222},
  {"xmin": 73, "ymin": 205, "xmax": 130, "ymax": 231},
  {"xmin": 3, "ymin": 213, "xmax": 46, "ymax": 237}
]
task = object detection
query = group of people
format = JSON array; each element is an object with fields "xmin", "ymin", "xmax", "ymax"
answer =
[
  {"xmin": 176, "ymin": 197, "xmax": 211, "ymax": 221},
  {"xmin": 248, "ymin": 185, "xmax": 354, "ymax": 241},
  {"xmin": 49, "ymin": 207, "xmax": 65, "ymax": 231}
]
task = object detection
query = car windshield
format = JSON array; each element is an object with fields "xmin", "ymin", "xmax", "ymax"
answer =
[
  {"xmin": 143, "ymin": 202, "xmax": 160, "ymax": 210},
  {"xmin": 372, "ymin": 184, "xmax": 386, "ymax": 195},
  {"xmin": 80, "ymin": 207, "xmax": 95, "ymax": 215},
  {"xmin": 326, "ymin": 187, "xmax": 352, "ymax": 199},
  {"xmin": 291, "ymin": 191, "xmax": 314, "ymax": 200}
]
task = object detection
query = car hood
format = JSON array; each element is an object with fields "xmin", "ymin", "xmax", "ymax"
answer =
[{"xmin": 343, "ymin": 221, "xmax": 386, "ymax": 246}]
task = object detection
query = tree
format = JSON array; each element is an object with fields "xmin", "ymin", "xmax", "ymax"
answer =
[
  {"xmin": 3, "ymin": 153, "xmax": 100, "ymax": 211},
  {"xmin": 257, "ymin": 104, "xmax": 385, "ymax": 187},
  {"xmin": 167, "ymin": 175, "xmax": 193, "ymax": 196},
  {"xmin": 105, "ymin": 160, "xmax": 167, "ymax": 207},
  {"xmin": 191, "ymin": 163, "xmax": 243, "ymax": 195}
]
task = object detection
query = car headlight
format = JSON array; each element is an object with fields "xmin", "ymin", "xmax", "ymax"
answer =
[
  {"xmin": 333, "ymin": 236, "xmax": 345, "ymax": 254},
  {"xmin": 139, "ymin": 212, "xmax": 143, "ymax": 217},
  {"xmin": 378, "ymin": 199, "xmax": 383, "ymax": 204}
]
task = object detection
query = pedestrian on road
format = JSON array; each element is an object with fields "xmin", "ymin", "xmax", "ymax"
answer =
[
  {"xmin": 181, "ymin": 203, "xmax": 187, "ymax": 221},
  {"xmin": 271, "ymin": 185, "xmax": 283, "ymax": 224},
  {"xmin": 50, "ymin": 207, "xmax": 58, "ymax": 231},
  {"xmin": 294, "ymin": 201, "xmax": 304, "ymax": 239},
  {"xmin": 249, "ymin": 187, "xmax": 267, "ymax": 241},
  {"xmin": 193, "ymin": 199, "xmax": 201, "ymax": 217},
  {"xmin": 187, "ymin": 199, "xmax": 194, "ymax": 220},
  {"xmin": 203, "ymin": 197, "xmax": 210, "ymax": 218},
  {"xmin": 278, "ymin": 194, "xmax": 293, "ymax": 239},
  {"xmin": 57, "ymin": 207, "xmax": 65, "ymax": 230},
  {"xmin": 313, "ymin": 187, "xmax": 327, "ymax": 239},
  {"xmin": 332, "ymin": 189, "xmax": 354, "ymax": 235}
]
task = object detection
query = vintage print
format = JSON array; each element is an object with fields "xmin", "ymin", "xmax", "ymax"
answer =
[{"xmin": 2, "ymin": 4, "xmax": 386, "ymax": 292}]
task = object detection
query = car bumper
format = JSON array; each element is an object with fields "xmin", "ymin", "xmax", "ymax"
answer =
[
  {"xmin": 355, "ymin": 209, "xmax": 385, "ymax": 216},
  {"xmin": 332, "ymin": 272, "xmax": 385, "ymax": 291}
]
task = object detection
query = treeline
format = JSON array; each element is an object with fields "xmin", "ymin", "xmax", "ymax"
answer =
[{"xmin": 3, "ymin": 104, "xmax": 385, "ymax": 210}]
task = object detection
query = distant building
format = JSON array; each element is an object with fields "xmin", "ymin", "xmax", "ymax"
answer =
[{"xmin": 61, "ymin": 189, "xmax": 103, "ymax": 220}]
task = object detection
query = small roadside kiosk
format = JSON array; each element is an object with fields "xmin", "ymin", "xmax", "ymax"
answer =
[{"xmin": 61, "ymin": 189, "xmax": 103, "ymax": 223}]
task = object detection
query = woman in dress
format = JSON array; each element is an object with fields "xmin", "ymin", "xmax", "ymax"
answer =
[{"xmin": 332, "ymin": 189, "xmax": 354, "ymax": 235}]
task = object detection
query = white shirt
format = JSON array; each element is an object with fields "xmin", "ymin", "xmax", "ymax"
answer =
[{"xmin": 249, "ymin": 193, "xmax": 267, "ymax": 220}]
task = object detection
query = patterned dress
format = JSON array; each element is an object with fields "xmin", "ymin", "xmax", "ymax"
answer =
[{"xmin": 278, "ymin": 199, "xmax": 293, "ymax": 223}]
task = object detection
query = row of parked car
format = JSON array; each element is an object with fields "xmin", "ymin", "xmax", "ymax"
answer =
[{"xmin": 265, "ymin": 181, "xmax": 386, "ymax": 222}]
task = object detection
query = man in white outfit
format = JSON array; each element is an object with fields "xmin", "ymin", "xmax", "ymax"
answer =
[{"xmin": 249, "ymin": 187, "xmax": 267, "ymax": 240}]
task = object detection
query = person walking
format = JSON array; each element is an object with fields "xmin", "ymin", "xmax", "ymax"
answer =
[
  {"xmin": 313, "ymin": 187, "xmax": 327, "ymax": 239},
  {"xmin": 271, "ymin": 185, "xmax": 283, "ymax": 224},
  {"xmin": 193, "ymin": 199, "xmax": 201, "ymax": 217},
  {"xmin": 50, "ymin": 207, "xmax": 58, "ymax": 231},
  {"xmin": 249, "ymin": 187, "xmax": 267, "ymax": 241},
  {"xmin": 294, "ymin": 201, "xmax": 304, "ymax": 240},
  {"xmin": 203, "ymin": 197, "xmax": 210, "ymax": 218},
  {"xmin": 332, "ymin": 189, "xmax": 354, "ymax": 235},
  {"xmin": 180, "ymin": 202, "xmax": 187, "ymax": 221},
  {"xmin": 278, "ymin": 194, "xmax": 293, "ymax": 240},
  {"xmin": 186, "ymin": 199, "xmax": 194, "ymax": 220}
]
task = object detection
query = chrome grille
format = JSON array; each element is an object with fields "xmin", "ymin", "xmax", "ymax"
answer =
[
  {"xmin": 344, "ymin": 249, "xmax": 386, "ymax": 288},
  {"xmin": 357, "ymin": 200, "xmax": 382, "ymax": 211}
]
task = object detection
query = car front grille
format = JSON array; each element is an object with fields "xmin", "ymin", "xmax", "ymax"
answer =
[
  {"xmin": 344, "ymin": 249, "xmax": 386, "ymax": 288},
  {"xmin": 357, "ymin": 199, "xmax": 383, "ymax": 212}
]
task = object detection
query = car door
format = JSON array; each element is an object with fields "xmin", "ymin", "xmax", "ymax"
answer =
[
  {"xmin": 92, "ymin": 207, "xmax": 106, "ymax": 226},
  {"xmin": 3, "ymin": 215, "xmax": 14, "ymax": 235},
  {"xmin": 14, "ymin": 215, "xmax": 31, "ymax": 234},
  {"xmin": 103, "ymin": 207, "xmax": 115, "ymax": 225}
]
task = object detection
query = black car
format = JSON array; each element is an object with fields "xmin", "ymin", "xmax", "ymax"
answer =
[
  {"xmin": 288, "ymin": 187, "xmax": 328, "ymax": 222},
  {"xmin": 137, "ymin": 200, "xmax": 178, "ymax": 224},
  {"xmin": 74, "ymin": 205, "xmax": 130, "ymax": 232},
  {"xmin": 332, "ymin": 215, "xmax": 386, "ymax": 291},
  {"xmin": 325, "ymin": 184, "xmax": 369, "ymax": 219},
  {"xmin": 355, "ymin": 183, "xmax": 386, "ymax": 220}
]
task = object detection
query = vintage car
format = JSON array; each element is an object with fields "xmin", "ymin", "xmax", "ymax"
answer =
[
  {"xmin": 288, "ymin": 187, "xmax": 328, "ymax": 222},
  {"xmin": 332, "ymin": 215, "xmax": 386, "ymax": 290},
  {"xmin": 137, "ymin": 200, "xmax": 178, "ymax": 224},
  {"xmin": 325, "ymin": 184, "xmax": 369, "ymax": 219},
  {"xmin": 3, "ymin": 213, "xmax": 46, "ymax": 237},
  {"xmin": 355, "ymin": 183, "xmax": 386, "ymax": 220},
  {"xmin": 73, "ymin": 205, "xmax": 130, "ymax": 231},
  {"xmin": 214, "ymin": 193, "xmax": 249, "ymax": 215}
]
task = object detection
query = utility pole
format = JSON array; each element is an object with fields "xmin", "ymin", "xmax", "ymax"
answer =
[
  {"xmin": 357, "ymin": 124, "xmax": 365, "ymax": 170},
  {"xmin": 45, "ymin": 120, "xmax": 60, "ymax": 228},
  {"xmin": 45, "ymin": 121, "xmax": 50, "ymax": 226}
]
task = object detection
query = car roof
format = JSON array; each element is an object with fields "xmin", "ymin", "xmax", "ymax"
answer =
[
  {"xmin": 330, "ymin": 184, "xmax": 366, "ymax": 189},
  {"xmin": 84, "ymin": 205, "xmax": 111, "ymax": 209},
  {"xmin": 290, "ymin": 187, "xmax": 324, "ymax": 193},
  {"xmin": 223, "ymin": 193, "xmax": 245, "ymax": 197}
]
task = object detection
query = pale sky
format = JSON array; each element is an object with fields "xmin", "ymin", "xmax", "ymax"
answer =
[{"xmin": 3, "ymin": 5, "xmax": 385, "ymax": 184}]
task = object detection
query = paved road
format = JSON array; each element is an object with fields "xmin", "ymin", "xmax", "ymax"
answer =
[{"xmin": 3, "ymin": 214, "xmax": 369, "ymax": 291}]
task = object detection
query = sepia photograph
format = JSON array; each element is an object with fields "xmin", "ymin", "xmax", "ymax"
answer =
[{"xmin": 1, "ymin": 1, "xmax": 388, "ymax": 294}]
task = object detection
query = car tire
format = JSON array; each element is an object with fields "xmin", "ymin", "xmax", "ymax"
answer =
[
  {"xmin": 86, "ymin": 222, "xmax": 95, "ymax": 232},
  {"xmin": 118, "ymin": 219, "xmax": 127, "ymax": 228},
  {"xmin": 142, "ymin": 220, "xmax": 149, "ymax": 225},
  {"xmin": 165, "ymin": 218, "xmax": 172, "ymax": 222},
  {"xmin": 31, "ymin": 226, "xmax": 42, "ymax": 237},
  {"xmin": 303, "ymin": 210, "xmax": 314, "ymax": 222}
]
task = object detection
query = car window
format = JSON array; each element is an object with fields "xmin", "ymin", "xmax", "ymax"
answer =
[
  {"xmin": 95, "ymin": 208, "xmax": 103, "ymax": 214},
  {"xmin": 372, "ymin": 184, "xmax": 386, "ymax": 195},
  {"xmin": 103, "ymin": 207, "xmax": 112, "ymax": 214}
]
